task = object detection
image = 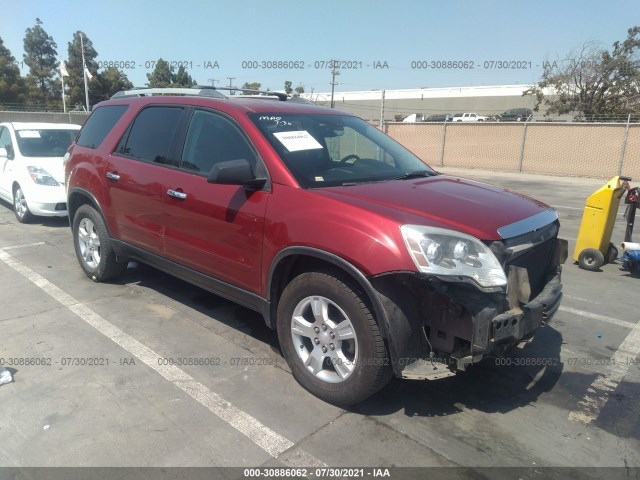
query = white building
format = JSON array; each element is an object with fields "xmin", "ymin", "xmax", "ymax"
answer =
[{"xmin": 302, "ymin": 84, "xmax": 550, "ymax": 121}]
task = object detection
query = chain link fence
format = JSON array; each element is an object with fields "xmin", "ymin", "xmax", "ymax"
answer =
[{"xmin": 385, "ymin": 121, "xmax": 640, "ymax": 179}]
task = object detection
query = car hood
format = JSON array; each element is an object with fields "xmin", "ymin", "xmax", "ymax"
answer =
[
  {"xmin": 315, "ymin": 174, "xmax": 554, "ymax": 240},
  {"xmin": 21, "ymin": 157, "xmax": 65, "ymax": 183}
]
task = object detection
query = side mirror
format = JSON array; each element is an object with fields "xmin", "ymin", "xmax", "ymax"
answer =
[
  {"xmin": 0, "ymin": 148, "xmax": 8, "ymax": 159},
  {"xmin": 207, "ymin": 158, "xmax": 267, "ymax": 189}
]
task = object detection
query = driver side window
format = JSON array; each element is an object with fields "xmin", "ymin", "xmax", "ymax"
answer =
[{"xmin": 180, "ymin": 110, "xmax": 258, "ymax": 175}]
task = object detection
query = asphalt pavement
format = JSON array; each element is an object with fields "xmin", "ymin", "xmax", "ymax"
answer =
[{"xmin": 0, "ymin": 168, "xmax": 638, "ymax": 480}]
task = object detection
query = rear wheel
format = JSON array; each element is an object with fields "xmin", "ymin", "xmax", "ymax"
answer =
[
  {"xmin": 606, "ymin": 243, "xmax": 619, "ymax": 264},
  {"xmin": 277, "ymin": 270, "xmax": 391, "ymax": 406},
  {"xmin": 72, "ymin": 204, "xmax": 127, "ymax": 281},
  {"xmin": 13, "ymin": 185, "xmax": 34, "ymax": 223},
  {"xmin": 578, "ymin": 248, "xmax": 605, "ymax": 271}
]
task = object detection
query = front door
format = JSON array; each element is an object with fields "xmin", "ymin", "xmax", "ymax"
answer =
[{"xmin": 162, "ymin": 109, "xmax": 269, "ymax": 295}]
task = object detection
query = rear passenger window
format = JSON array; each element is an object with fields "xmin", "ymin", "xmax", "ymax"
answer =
[
  {"xmin": 117, "ymin": 106, "xmax": 184, "ymax": 164},
  {"xmin": 76, "ymin": 105, "xmax": 127, "ymax": 149},
  {"xmin": 180, "ymin": 110, "xmax": 257, "ymax": 175}
]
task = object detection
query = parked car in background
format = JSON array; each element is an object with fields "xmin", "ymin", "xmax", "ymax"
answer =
[
  {"xmin": 402, "ymin": 113, "xmax": 428, "ymax": 123},
  {"xmin": 496, "ymin": 108, "xmax": 533, "ymax": 122},
  {"xmin": 0, "ymin": 122, "xmax": 81, "ymax": 223},
  {"xmin": 425, "ymin": 114, "xmax": 453, "ymax": 122},
  {"xmin": 451, "ymin": 112, "xmax": 489, "ymax": 122},
  {"xmin": 65, "ymin": 86, "xmax": 567, "ymax": 406}
]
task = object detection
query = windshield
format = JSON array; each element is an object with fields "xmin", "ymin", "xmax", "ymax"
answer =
[
  {"xmin": 249, "ymin": 113, "xmax": 436, "ymax": 188},
  {"xmin": 15, "ymin": 128, "xmax": 78, "ymax": 157}
]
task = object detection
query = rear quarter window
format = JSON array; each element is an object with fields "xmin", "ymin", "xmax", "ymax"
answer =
[{"xmin": 76, "ymin": 105, "xmax": 128, "ymax": 149}]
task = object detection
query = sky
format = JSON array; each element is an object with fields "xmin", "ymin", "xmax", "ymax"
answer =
[{"xmin": 1, "ymin": 0, "xmax": 638, "ymax": 95}]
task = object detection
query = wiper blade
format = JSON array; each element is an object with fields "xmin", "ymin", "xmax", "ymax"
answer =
[
  {"xmin": 388, "ymin": 170, "xmax": 436, "ymax": 181},
  {"xmin": 340, "ymin": 171, "xmax": 437, "ymax": 186}
]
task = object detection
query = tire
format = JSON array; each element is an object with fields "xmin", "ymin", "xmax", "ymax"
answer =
[
  {"xmin": 277, "ymin": 270, "xmax": 391, "ymax": 406},
  {"xmin": 13, "ymin": 184, "xmax": 34, "ymax": 223},
  {"xmin": 578, "ymin": 248, "xmax": 605, "ymax": 271},
  {"xmin": 72, "ymin": 204, "xmax": 127, "ymax": 282},
  {"xmin": 605, "ymin": 243, "xmax": 619, "ymax": 264}
]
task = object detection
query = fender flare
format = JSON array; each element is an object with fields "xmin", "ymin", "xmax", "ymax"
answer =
[{"xmin": 266, "ymin": 246, "xmax": 396, "ymax": 362}]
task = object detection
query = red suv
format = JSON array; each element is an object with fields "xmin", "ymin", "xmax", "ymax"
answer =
[{"xmin": 65, "ymin": 87, "xmax": 567, "ymax": 405}]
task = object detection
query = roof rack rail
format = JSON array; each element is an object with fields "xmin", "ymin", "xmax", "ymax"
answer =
[
  {"xmin": 111, "ymin": 85, "xmax": 290, "ymax": 101},
  {"xmin": 212, "ymin": 86, "xmax": 289, "ymax": 102},
  {"xmin": 111, "ymin": 86, "xmax": 227, "ymax": 99}
]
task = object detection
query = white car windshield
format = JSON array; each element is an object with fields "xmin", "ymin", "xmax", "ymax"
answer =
[{"xmin": 15, "ymin": 129, "xmax": 77, "ymax": 157}]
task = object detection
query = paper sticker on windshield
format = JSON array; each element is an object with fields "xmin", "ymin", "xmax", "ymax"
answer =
[
  {"xmin": 273, "ymin": 131, "xmax": 322, "ymax": 152},
  {"xmin": 17, "ymin": 130, "xmax": 41, "ymax": 139}
]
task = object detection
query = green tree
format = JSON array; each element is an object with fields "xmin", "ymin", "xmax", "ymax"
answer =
[
  {"xmin": 294, "ymin": 84, "xmax": 305, "ymax": 96},
  {"xmin": 146, "ymin": 60, "xmax": 197, "ymax": 88},
  {"xmin": 146, "ymin": 58, "xmax": 173, "ymax": 87},
  {"xmin": 525, "ymin": 26, "xmax": 640, "ymax": 120},
  {"xmin": 284, "ymin": 80, "xmax": 293, "ymax": 95},
  {"xmin": 0, "ymin": 36, "xmax": 28, "ymax": 106},
  {"xmin": 174, "ymin": 65, "xmax": 196, "ymax": 87},
  {"xmin": 23, "ymin": 18, "xmax": 58, "ymax": 103},
  {"xmin": 241, "ymin": 82, "xmax": 261, "ymax": 95},
  {"xmin": 97, "ymin": 66, "xmax": 133, "ymax": 100},
  {"xmin": 66, "ymin": 31, "xmax": 100, "ymax": 109}
]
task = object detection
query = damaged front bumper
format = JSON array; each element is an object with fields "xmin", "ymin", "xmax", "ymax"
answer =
[{"xmin": 371, "ymin": 237, "xmax": 568, "ymax": 381}]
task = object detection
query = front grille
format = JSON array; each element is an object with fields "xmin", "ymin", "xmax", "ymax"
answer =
[
  {"xmin": 491, "ymin": 220, "xmax": 559, "ymax": 301},
  {"xmin": 507, "ymin": 237, "xmax": 556, "ymax": 299}
]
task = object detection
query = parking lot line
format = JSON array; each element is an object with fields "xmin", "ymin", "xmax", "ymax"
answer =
[
  {"xmin": 559, "ymin": 306, "xmax": 636, "ymax": 329},
  {"xmin": 0, "ymin": 245, "xmax": 326, "ymax": 465},
  {"xmin": 560, "ymin": 304, "xmax": 640, "ymax": 423},
  {"xmin": 568, "ymin": 318, "xmax": 640, "ymax": 424},
  {"xmin": 1, "ymin": 241, "xmax": 46, "ymax": 250}
]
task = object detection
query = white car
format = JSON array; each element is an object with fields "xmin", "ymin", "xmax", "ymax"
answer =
[
  {"xmin": 0, "ymin": 122, "xmax": 81, "ymax": 223},
  {"xmin": 451, "ymin": 112, "xmax": 489, "ymax": 122}
]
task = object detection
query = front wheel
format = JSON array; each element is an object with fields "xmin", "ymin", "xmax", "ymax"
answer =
[
  {"xmin": 277, "ymin": 270, "xmax": 391, "ymax": 406},
  {"xmin": 72, "ymin": 204, "xmax": 127, "ymax": 281},
  {"xmin": 13, "ymin": 185, "xmax": 34, "ymax": 223}
]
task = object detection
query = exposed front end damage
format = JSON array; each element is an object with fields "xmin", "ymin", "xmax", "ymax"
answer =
[{"xmin": 371, "ymin": 220, "xmax": 568, "ymax": 380}]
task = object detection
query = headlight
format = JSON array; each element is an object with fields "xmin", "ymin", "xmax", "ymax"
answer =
[
  {"xmin": 27, "ymin": 166, "xmax": 59, "ymax": 186},
  {"xmin": 400, "ymin": 225, "xmax": 507, "ymax": 288}
]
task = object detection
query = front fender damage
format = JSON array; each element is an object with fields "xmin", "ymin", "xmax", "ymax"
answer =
[{"xmin": 370, "ymin": 266, "xmax": 563, "ymax": 380}]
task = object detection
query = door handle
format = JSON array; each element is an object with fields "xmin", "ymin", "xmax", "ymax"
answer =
[
  {"xmin": 167, "ymin": 189, "xmax": 187, "ymax": 200},
  {"xmin": 106, "ymin": 171, "xmax": 120, "ymax": 181}
]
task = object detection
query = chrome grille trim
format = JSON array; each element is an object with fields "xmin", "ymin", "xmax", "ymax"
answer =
[{"xmin": 497, "ymin": 209, "xmax": 558, "ymax": 239}]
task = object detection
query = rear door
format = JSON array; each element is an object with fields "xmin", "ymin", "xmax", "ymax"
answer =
[
  {"xmin": 162, "ymin": 108, "xmax": 269, "ymax": 295},
  {"xmin": 105, "ymin": 105, "xmax": 187, "ymax": 254}
]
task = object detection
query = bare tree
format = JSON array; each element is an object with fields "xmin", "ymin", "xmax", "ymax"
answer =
[{"xmin": 524, "ymin": 26, "xmax": 640, "ymax": 121}]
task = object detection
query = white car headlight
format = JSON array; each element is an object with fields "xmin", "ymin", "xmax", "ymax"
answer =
[
  {"xmin": 400, "ymin": 225, "xmax": 507, "ymax": 288},
  {"xmin": 27, "ymin": 166, "xmax": 59, "ymax": 186}
]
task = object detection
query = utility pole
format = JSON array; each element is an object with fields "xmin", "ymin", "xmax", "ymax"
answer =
[
  {"xmin": 208, "ymin": 78, "xmax": 219, "ymax": 87},
  {"xmin": 330, "ymin": 62, "xmax": 339, "ymax": 108},
  {"xmin": 227, "ymin": 77, "xmax": 235, "ymax": 94},
  {"xmin": 80, "ymin": 33, "xmax": 90, "ymax": 112},
  {"xmin": 379, "ymin": 89, "xmax": 386, "ymax": 129}
]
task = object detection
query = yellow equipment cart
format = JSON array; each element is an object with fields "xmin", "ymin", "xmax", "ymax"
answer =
[{"xmin": 573, "ymin": 175, "xmax": 632, "ymax": 271}]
